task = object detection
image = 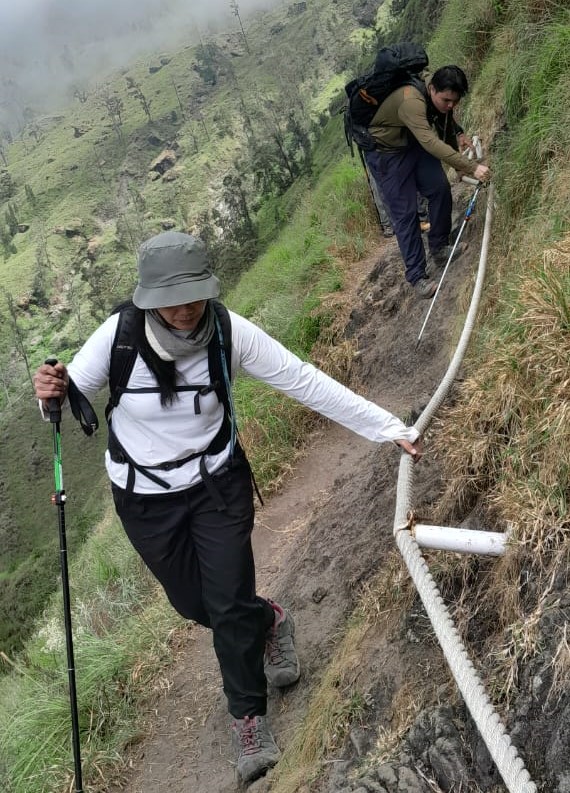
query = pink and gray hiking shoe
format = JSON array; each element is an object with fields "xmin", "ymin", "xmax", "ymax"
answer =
[
  {"xmin": 231, "ymin": 715, "xmax": 281, "ymax": 783},
  {"xmin": 264, "ymin": 599, "xmax": 301, "ymax": 687}
]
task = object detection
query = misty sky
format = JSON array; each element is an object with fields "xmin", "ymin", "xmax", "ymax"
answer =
[{"xmin": 0, "ymin": 0, "xmax": 275, "ymax": 129}]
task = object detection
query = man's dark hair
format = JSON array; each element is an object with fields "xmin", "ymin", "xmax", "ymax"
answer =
[{"xmin": 431, "ymin": 66, "xmax": 469, "ymax": 97}]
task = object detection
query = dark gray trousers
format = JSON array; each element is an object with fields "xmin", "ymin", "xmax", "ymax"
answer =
[
  {"xmin": 365, "ymin": 143, "xmax": 452, "ymax": 284},
  {"xmin": 112, "ymin": 451, "xmax": 273, "ymax": 718}
]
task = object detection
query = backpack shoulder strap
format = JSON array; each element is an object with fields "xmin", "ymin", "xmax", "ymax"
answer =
[
  {"xmin": 106, "ymin": 301, "xmax": 142, "ymax": 420},
  {"xmin": 209, "ymin": 300, "xmax": 232, "ymax": 407}
]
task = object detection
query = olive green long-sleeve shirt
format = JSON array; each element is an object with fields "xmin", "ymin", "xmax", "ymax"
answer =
[{"xmin": 368, "ymin": 84, "xmax": 477, "ymax": 175}]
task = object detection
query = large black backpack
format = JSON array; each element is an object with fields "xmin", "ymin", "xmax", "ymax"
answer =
[{"xmin": 344, "ymin": 42, "xmax": 429, "ymax": 154}]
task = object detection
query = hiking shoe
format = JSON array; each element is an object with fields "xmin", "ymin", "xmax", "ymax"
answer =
[
  {"xmin": 231, "ymin": 715, "xmax": 281, "ymax": 783},
  {"xmin": 427, "ymin": 242, "xmax": 468, "ymax": 274},
  {"xmin": 382, "ymin": 225, "xmax": 395, "ymax": 238},
  {"xmin": 264, "ymin": 599, "xmax": 300, "ymax": 688},
  {"xmin": 413, "ymin": 277, "xmax": 437, "ymax": 299}
]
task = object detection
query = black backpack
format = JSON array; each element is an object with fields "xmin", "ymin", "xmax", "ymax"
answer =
[
  {"xmin": 68, "ymin": 300, "xmax": 236, "ymax": 493},
  {"xmin": 344, "ymin": 42, "xmax": 429, "ymax": 155},
  {"xmin": 104, "ymin": 299, "xmax": 232, "ymax": 423}
]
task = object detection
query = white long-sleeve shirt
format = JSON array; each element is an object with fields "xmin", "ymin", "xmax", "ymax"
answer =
[{"xmin": 67, "ymin": 309, "xmax": 419, "ymax": 493}]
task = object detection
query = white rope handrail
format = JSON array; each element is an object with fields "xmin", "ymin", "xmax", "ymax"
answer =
[{"xmin": 394, "ymin": 184, "xmax": 537, "ymax": 793}]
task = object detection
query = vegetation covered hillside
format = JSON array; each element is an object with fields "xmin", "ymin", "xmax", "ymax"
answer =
[{"xmin": 0, "ymin": 0, "xmax": 569, "ymax": 792}]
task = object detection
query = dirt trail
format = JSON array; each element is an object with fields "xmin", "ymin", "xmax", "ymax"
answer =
[{"xmin": 110, "ymin": 188, "xmax": 485, "ymax": 793}]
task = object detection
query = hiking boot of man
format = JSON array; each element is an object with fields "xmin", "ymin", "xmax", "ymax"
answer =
[
  {"xmin": 231, "ymin": 715, "xmax": 281, "ymax": 783},
  {"xmin": 427, "ymin": 242, "xmax": 468, "ymax": 274},
  {"xmin": 413, "ymin": 277, "xmax": 437, "ymax": 299},
  {"xmin": 382, "ymin": 224, "xmax": 395, "ymax": 238},
  {"xmin": 264, "ymin": 599, "xmax": 300, "ymax": 687}
]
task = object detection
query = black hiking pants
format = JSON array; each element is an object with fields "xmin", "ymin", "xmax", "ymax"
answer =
[{"xmin": 111, "ymin": 450, "xmax": 274, "ymax": 718}]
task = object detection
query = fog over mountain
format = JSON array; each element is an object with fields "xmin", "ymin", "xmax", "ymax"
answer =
[{"xmin": 0, "ymin": 0, "xmax": 275, "ymax": 131}]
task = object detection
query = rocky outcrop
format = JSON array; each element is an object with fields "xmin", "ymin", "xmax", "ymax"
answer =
[
  {"xmin": 149, "ymin": 149, "xmax": 176, "ymax": 175},
  {"xmin": 352, "ymin": 0, "xmax": 380, "ymax": 28},
  {"xmin": 53, "ymin": 218, "xmax": 85, "ymax": 238}
]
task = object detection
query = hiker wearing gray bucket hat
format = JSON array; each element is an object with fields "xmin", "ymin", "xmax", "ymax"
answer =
[
  {"xmin": 133, "ymin": 231, "xmax": 221, "ymax": 308},
  {"xmin": 34, "ymin": 231, "xmax": 423, "ymax": 785}
]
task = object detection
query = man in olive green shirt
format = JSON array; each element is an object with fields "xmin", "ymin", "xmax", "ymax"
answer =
[{"xmin": 365, "ymin": 65, "xmax": 490, "ymax": 298}]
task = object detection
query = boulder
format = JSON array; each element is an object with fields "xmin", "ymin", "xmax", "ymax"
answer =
[
  {"xmin": 149, "ymin": 149, "xmax": 177, "ymax": 175},
  {"xmin": 162, "ymin": 168, "xmax": 180, "ymax": 182}
]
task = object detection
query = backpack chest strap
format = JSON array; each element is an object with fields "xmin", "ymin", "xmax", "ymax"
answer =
[{"xmin": 110, "ymin": 382, "xmax": 220, "ymax": 415}]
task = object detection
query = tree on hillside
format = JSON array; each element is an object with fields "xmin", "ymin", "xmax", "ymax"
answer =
[
  {"xmin": 98, "ymin": 86, "xmax": 125, "ymax": 141},
  {"xmin": 29, "ymin": 223, "xmax": 52, "ymax": 309},
  {"xmin": 275, "ymin": 60, "xmax": 308, "ymax": 118},
  {"xmin": 29, "ymin": 249, "xmax": 50, "ymax": 309},
  {"xmin": 24, "ymin": 184, "xmax": 37, "ymax": 208},
  {"xmin": 79, "ymin": 255, "xmax": 136, "ymax": 322},
  {"xmin": 193, "ymin": 40, "xmax": 225, "ymax": 86},
  {"xmin": 33, "ymin": 222, "xmax": 52, "ymax": 270},
  {"xmin": 125, "ymin": 77, "xmax": 153, "ymax": 122},
  {"xmin": 219, "ymin": 170, "xmax": 256, "ymax": 243},
  {"xmin": 4, "ymin": 203, "xmax": 19, "ymax": 237},
  {"xmin": 171, "ymin": 78, "xmax": 187, "ymax": 121},
  {"xmin": 187, "ymin": 122, "xmax": 200, "ymax": 153},
  {"xmin": 195, "ymin": 166, "xmax": 258, "ymax": 286},
  {"xmin": 0, "ymin": 140, "xmax": 8, "ymax": 168},
  {"xmin": 219, "ymin": 56, "xmax": 255, "ymax": 144},
  {"xmin": 0, "ymin": 223, "xmax": 16, "ymax": 260},
  {"xmin": 258, "ymin": 98, "xmax": 300, "ymax": 183},
  {"xmin": 23, "ymin": 108, "xmax": 42, "ymax": 144},
  {"xmin": 2, "ymin": 290, "xmax": 32, "ymax": 388},
  {"xmin": 72, "ymin": 84, "xmax": 89, "ymax": 104},
  {"xmin": 229, "ymin": 1, "xmax": 251, "ymax": 54},
  {"xmin": 190, "ymin": 107, "xmax": 211, "ymax": 143},
  {"xmin": 286, "ymin": 111, "xmax": 312, "ymax": 171}
]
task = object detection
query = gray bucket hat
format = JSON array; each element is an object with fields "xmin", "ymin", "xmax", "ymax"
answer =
[{"xmin": 132, "ymin": 231, "xmax": 220, "ymax": 309}]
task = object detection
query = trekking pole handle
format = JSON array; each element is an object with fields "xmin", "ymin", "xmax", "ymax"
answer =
[
  {"xmin": 461, "ymin": 176, "xmax": 481, "ymax": 186},
  {"xmin": 45, "ymin": 357, "xmax": 62, "ymax": 424}
]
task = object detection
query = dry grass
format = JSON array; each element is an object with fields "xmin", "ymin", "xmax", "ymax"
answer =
[
  {"xmin": 545, "ymin": 623, "xmax": 570, "ymax": 707},
  {"xmin": 268, "ymin": 555, "xmax": 428, "ymax": 793},
  {"xmin": 372, "ymin": 680, "xmax": 427, "ymax": 764},
  {"xmin": 355, "ymin": 550, "xmax": 416, "ymax": 632},
  {"xmin": 431, "ymin": 234, "xmax": 570, "ymax": 702},
  {"xmin": 271, "ymin": 551, "xmax": 417, "ymax": 793},
  {"xmin": 269, "ymin": 615, "xmax": 370, "ymax": 793}
]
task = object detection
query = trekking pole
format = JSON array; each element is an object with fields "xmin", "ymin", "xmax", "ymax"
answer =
[
  {"xmin": 416, "ymin": 180, "xmax": 484, "ymax": 348},
  {"xmin": 45, "ymin": 357, "xmax": 84, "ymax": 793}
]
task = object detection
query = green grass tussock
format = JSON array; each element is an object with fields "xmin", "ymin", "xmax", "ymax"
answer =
[
  {"xmin": 499, "ymin": 10, "xmax": 570, "ymax": 218},
  {"xmin": 428, "ymin": 0, "xmax": 500, "ymax": 75},
  {"xmin": 0, "ymin": 507, "xmax": 184, "ymax": 793}
]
